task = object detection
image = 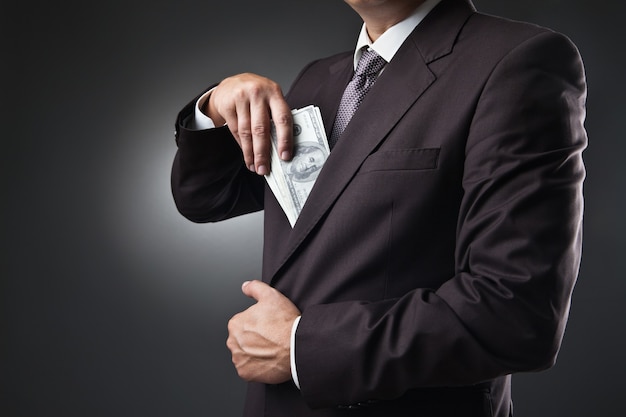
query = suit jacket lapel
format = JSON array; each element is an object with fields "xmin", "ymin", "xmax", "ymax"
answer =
[
  {"xmin": 269, "ymin": 0, "xmax": 476, "ymax": 282},
  {"xmin": 316, "ymin": 58, "xmax": 354, "ymax": 139}
]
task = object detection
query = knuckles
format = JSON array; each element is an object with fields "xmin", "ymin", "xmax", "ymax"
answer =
[
  {"xmin": 252, "ymin": 124, "xmax": 269, "ymax": 137},
  {"xmin": 237, "ymin": 126, "xmax": 252, "ymax": 140},
  {"xmin": 273, "ymin": 113, "xmax": 292, "ymax": 128},
  {"xmin": 227, "ymin": 314, "xmax": 241, "ymax": 336}
]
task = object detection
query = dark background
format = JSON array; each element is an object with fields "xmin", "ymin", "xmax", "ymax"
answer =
[{"xmin": 2, "ymin": 1, "xmax": 624, "ymax": 416}]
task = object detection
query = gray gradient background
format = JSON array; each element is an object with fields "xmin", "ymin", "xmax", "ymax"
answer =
[{"xmin": 2, "ymin": 1, "xmax": 624, "ymax": 416}]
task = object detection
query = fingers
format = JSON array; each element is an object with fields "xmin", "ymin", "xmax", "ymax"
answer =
[
  {"xmin": 249, "ymin": 99, "xmax": 273, "ymax": 175},
  {"xmin": 241, "ymin": 280, "xmax": 274, "ymax": 302},
  {"xmin": 233, "ymin": 98, "xmax": 256, "ymax": 172},
  {"xmin": 212, "ymin": 73, "xmax": 293, "ymax": 175},
  {"xmin": 240, "ymin": 281, "xmax": 301, "ymax": 319},
  {"xmin": 227, "ymin": 281, "xmax": 298, "ymax": 384},
  {"xmin": 226, "ymin": 311, "xmax": 292, "ymax": 384},
  {"xmin": 269, "ymin": 96, "xmax": 294, "ymax": 162}
]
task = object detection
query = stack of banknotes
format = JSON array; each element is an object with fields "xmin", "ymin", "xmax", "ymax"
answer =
[{"xmin": 265, "ymin": 105, "xmax": 330, "ymax": 227}]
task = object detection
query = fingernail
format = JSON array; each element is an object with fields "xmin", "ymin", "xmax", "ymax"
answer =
[
  {"xmin": 242, "ymin": 281, "xmax": 250, "ymax": 289},
  {"xmin": 281, "ymin": 151, "xmax": 291, "ymax": 160},
  {"xmin": 248, "ymin": 164, "xmax": 255, "ymax": 172},
  {"xmin": 257, "ymin": 165, "xmax": 268, "ymax": 176}
]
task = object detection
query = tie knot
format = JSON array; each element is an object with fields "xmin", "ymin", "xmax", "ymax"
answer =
[{"xmin": 355, "ymin": 48, "xmax": 386, "ymax": 78}]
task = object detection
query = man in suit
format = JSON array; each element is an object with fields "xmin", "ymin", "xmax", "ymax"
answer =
[{"xmin": 171, "ymin": 0, "xmax": 587, "ymax": 415}]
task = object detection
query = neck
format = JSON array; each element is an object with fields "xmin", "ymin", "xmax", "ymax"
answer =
[{"xmin": 353, "ymin": 0, "xmax": 426, "ymax": 41}]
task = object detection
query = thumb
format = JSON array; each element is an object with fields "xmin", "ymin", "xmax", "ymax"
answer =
[{"xmin": 241, "ymin": 280, "xmax": 273, "ymax": 301}]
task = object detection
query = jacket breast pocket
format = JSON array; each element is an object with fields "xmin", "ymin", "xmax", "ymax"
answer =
[{"xmin": 360, "ymin": 148, "xmax": 440, "ymax": 173}]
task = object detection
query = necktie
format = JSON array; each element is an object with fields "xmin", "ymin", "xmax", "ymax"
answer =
[{"xmin": 329, "ymin": 48, "xmax": 387, "ymax": 148}]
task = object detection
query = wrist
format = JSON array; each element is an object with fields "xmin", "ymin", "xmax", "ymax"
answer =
[{"xmin": 206, "ymin": 89, "xmax": 227, "ymax": 126}]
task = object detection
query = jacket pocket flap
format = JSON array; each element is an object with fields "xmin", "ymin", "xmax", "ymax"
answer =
[{"xmin": 360, "ymin": 148, "xmax": 440, "ymax": 173}]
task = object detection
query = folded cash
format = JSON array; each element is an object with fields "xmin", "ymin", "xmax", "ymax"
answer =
[{"xmin": 265, "ymin": 105, "xmax": 330, "ymax": 227}]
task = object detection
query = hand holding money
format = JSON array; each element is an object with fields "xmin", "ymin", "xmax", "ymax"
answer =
[
  {"xmin": 207, "ymin": 73, "xmax": 294, "ymax": 175},
  {"xmin": 265, "ymin": 106, "xmax": 330, "ymax": 227}
]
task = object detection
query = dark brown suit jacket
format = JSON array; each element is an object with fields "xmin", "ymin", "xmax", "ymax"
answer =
[{"xmin": 171, "ymin": 0, "xmax": 587, "ymax": 416}]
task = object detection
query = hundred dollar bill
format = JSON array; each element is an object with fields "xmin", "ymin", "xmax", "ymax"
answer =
[{"xmin": 265, "ymin": 105, "xmax": 330, "ymax": 227}]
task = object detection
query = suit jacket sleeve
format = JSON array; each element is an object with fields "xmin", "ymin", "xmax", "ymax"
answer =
[
  {"xmin": 171, "ymin": 92, "xmax": 265, "ymax": 222},
  {"xmin": 294, "ymin": 30, "xmax": 587, "ymax": 408}
]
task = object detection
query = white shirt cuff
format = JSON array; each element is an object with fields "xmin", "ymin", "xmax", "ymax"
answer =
[
  {"xmin": 290, "ymin": 315, "xmax": 302, "ymax": 389},
  {"xmin": 191, "ymin": 89, "xmax": 217, "ymax": 130}
]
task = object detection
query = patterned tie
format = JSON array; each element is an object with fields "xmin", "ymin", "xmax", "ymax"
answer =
[{"xmin": 329, "ymin": 47, "xmax": 387, "ymax": 148}]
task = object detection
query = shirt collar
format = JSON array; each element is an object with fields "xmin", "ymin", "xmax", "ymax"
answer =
[{"xmin": 353, "ymin": 0, "xmax": 442, "ymax": 69}]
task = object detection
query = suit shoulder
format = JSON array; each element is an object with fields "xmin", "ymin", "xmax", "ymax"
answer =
[
  {"xmin": 457, "ymin": 12, "xmax": 583, "ymax": 72},
  {"xmin": 465, "ymin": 12, "xmax": 579, "ymax": 52},
  {"xmin": 469, "ymin": 12, "xmax": 550, "ymax": 35}
]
